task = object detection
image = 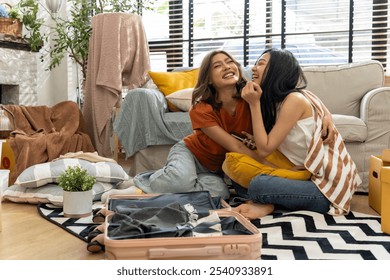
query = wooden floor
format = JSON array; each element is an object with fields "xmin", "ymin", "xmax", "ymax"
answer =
[{"xmin": 0, "ymin": 201, "xmax": 105, "ymax": 260}]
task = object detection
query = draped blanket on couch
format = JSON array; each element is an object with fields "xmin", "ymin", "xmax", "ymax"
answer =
[
  {"xmin": 4, "ymin": 101, "xmax": 96, "ymax": 184},
  {"xmin": 114, "ymin": 88, "xmax": 193, "ymax": 159}
]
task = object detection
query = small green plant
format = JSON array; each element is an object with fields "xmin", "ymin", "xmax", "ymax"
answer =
[
  {"xmin": 8, "ymin": 6, "xmax": 22, "ymax": 20},
  {"xmin": 58, "ymin": 166, "xmax": 96, "ymax": 192}
]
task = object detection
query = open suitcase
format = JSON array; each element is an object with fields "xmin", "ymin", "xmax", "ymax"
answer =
[{"xmin": 102, "ymin": 191, "xmax": 262, "ymax": 260}]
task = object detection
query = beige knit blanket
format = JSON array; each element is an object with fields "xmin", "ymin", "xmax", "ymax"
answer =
[{"xmin": 83, "ymin": 12, "xmax": 151, "ymax": 158}]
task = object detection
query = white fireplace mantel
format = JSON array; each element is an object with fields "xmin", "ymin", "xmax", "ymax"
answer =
[{"xmin": 0, "ymin": 46, "xmax": 39, "ymax": 106}]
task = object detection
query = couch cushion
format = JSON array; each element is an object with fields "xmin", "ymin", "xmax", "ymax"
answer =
[
  {"xmin": 332, "ymin": 114, "xmax": 367, "ymax": 142},
  {"xmin": 2, "ymin": 182, "xmax": 114, "ymax": 206},
  {"xmin": 149, "ymin": 69, "xmax": 199, "ymax": 112},
  {"xmin": 303, "ymin": 61, "xmax": 384, "ymax": 117},
  {"xmin": 165, "ymin": 88, "xmax": 193, "ymax": 111},
  {"xmin": 14, "ymin": 158, "xmax": 130, "ymax": 188}
]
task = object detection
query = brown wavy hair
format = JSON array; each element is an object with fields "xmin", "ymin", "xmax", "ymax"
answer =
[{"xmin": 191, "ymin": 50, "xmax": 247, "ymax": 111}]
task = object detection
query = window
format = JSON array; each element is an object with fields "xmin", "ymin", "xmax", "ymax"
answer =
[{"xmin": 142, "ymin": 0, "xmax": 390, "ymax": 73}]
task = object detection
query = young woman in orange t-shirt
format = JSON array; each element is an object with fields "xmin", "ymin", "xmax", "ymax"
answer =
[{"xmin": 134, "ymin": 50, "xmax": 263, "ymax": 198}]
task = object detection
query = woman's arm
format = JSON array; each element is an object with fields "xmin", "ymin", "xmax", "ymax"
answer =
[
  {"xmin": 201, "ymin": 125, "xmax": 267, "ymax": 163},
  {"xmin": 242, "ymin": 82, "xmax": 309, "ymax": 158}
]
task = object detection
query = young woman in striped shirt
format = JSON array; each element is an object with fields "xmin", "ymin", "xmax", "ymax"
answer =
[{"xmin": 232, "ymin": 48, "xmax": 361, "ymax": 219}]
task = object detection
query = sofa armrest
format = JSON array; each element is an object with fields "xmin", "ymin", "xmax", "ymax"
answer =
[
  {"xmin": 360, "ymin": 87, "xmax": 390, "ymax": 142},
  {"xmin": 332, "ymin": 114, "xmax": 367, "ymax": 142}
]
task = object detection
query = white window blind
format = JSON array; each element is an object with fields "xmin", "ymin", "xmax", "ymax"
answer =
[{"xmin": 142, "ymin": 0, "xmax": 390, "ymax": 73}]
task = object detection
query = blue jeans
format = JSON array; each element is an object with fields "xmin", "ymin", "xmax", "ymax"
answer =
[
  {"xmin": 232, "ymin": 174, "xmax": 331, "ymax": 213},
  {"xmin": 134, "ymin": 141, "xmax": 230, "ymax": 199}
]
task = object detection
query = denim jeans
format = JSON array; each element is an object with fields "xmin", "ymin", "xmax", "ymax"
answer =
[
  {"xmin": 232, "ymin": 174, "xmax": 331, "ymax": 213},
  {"xmin": 134, "ymin": 141, "xmax": 230, "ymax": 199}
]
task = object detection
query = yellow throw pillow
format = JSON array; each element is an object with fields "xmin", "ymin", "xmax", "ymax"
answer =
[
  {"xmin": 149, "ymin": 69, "xmax": 199, "ymax": 112},
  {"xmin": 222, "ymin": 150, "xmax": 312, "ymax": 187}
]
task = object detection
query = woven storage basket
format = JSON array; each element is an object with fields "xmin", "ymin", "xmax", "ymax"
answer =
[{"xmin": 0, "ymin": 3, "xmax": 22, "ymax": 37}]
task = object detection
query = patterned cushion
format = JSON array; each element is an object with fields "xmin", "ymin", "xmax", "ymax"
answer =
[
  {"xmin": 14, "ymin": 158, "xmax": 130, "ymax": 188},
  {"xmin": 2, "ymin": 182, "xmax": 114, "ymax": 206}
]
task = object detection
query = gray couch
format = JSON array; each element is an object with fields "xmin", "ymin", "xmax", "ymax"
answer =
[{"xmin": 114, "ymin": 60, "xmax": 390, "ymax": 193}]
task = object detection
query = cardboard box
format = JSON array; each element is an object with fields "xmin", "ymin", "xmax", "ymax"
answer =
[
  {"xmin": 0, "ymin": 139, "xmax": 15, "ymax": 185},
  {"xmin": 380, "ymin": 166, "xmax": 390, "ymax": 235},
  {"xmin": 368, "ymin": 155, "xmax": 390, "ymax": 214},
  {"xmin": 382, "ymin": 149, "xmax": 390, "ymax": 162}
]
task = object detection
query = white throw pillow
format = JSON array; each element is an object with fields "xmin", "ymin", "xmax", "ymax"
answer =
[
  {"xmin": 165, "ymin": 88, "xmax": 193, "ymax": 111},
  {"xmin": 14, "ymin": 158, "xmax": 130, "ymax": 188}
]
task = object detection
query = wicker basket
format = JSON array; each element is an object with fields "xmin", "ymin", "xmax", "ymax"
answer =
[{"xmin": 0, "ymin": 3, "xmax": 22, "ymax": 38}]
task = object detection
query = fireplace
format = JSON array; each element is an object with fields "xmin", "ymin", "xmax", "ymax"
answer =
[{"xmin": 0, "ymin": 42, "xmax": 39, "ymax": 106}]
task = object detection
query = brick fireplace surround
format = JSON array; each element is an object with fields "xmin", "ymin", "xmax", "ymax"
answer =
[{"xmin": 0, "ymin": 41, "xmax": 38, "ymax": 106}]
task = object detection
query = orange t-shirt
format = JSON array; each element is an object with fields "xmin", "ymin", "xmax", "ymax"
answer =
[{"xmin": 184, "ymin": 99, "xmax": 252, "ymax": 172}]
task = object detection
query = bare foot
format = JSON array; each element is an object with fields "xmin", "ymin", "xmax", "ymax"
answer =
[
  {"xmin": 232, "ymin": 202, "xmax": 274, "ymax": 220},
  {"xmin": 101, "ymin": 185, "xmax": 143, "ymax": 203}
]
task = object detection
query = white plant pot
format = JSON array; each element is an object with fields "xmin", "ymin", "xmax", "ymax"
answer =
[{"xmin": 63, "ymin": 190, "xmax": 93, "ymax": 218}]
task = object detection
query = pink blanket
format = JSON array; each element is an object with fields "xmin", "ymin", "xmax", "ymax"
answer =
[{"xmin": 83, "ymin": 12, "xmax": 151, "ymax": 157}]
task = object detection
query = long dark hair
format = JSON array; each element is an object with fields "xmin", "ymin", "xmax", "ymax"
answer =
[
  {"xmin": 260, "ymin": 48, "xmax": 307, "ymax": 133},
  {"xmin": 192, "ymin": 50, "xmax": 247, "ymax": 111}
]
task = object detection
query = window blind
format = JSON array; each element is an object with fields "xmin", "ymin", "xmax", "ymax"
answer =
[{"xmin": 142, "ymin": 0, "xmax": 390, "ymax": 73}]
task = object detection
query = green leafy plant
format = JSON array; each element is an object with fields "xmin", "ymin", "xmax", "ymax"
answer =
[
  {"xmin": 58, "ymin": 166, "xmax": 96, "ymax": 192},
  {"xmin": 18, "ymin": 0, "xmax": 45, "ymax": 50},
  {"xmin": 16, "ymin": 0, "xmax": 155, "ymax": 81},
  {"xmin": 8, "ymin": 6, "xmax": 22, "ymax": 20}
]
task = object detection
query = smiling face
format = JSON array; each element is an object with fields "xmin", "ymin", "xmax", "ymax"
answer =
[
  {"xmin": 252, "ymin": 52, "xmax": 270, "ymax": 85},
  {"xmin": 209, "ymin": 53, "xmax": 240, "ymax": 89}
]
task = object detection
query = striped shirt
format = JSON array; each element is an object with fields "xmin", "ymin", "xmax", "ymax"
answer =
[{"xmin": 302, "ymin": 90, "xmax": 362, "ymax": 215}]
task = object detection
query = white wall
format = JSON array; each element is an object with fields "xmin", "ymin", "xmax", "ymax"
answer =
[
  {"xmin": 7, "ymin": 0, "xmax": 76, "ymax": 106},
  {"xmin": 36, "ymin": 1, "xmax": 71, "ymax": 106}
]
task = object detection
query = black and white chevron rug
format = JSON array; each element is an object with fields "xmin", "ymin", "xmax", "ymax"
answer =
[
  {"xmin": 37, "ymin": 203, "xmax": 390, "ymax": 260},
  {"xmin": 253, "ymin": 210, "xmax": 390, "ymax": 260},
  {"xmin": 37, "ymin": 203, "xmax": 103, "ymax": 242}
]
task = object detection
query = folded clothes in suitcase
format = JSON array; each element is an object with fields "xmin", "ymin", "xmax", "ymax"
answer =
[
  {"xmin": 107, "ymin": 191, "xmax": 229, "ymax": 218},
  {"xmin": 103, "ymin": 191, "xmax": 262, "ymax": 260}
]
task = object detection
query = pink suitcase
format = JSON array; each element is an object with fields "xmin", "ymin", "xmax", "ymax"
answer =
[{"xmin": 102, "ymin": 192, "xmax": 262, "ymax": 260}]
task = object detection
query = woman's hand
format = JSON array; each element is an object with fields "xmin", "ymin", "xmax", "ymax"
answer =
[
  {"xmin": 321, "ymin": 113, "xmax": 335, "ymax": 144},
  {"xmin": 242, "ymin": 81, "xmax": 262, "ymax": 106},
  {"xmin": 241, "ymin": 131, "xmax": 256, "ymax": 149}
]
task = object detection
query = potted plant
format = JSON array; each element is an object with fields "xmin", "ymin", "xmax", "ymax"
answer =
[{"xmin": 58, "ymin": 165, "xmax": 96, "ymax": 218}]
